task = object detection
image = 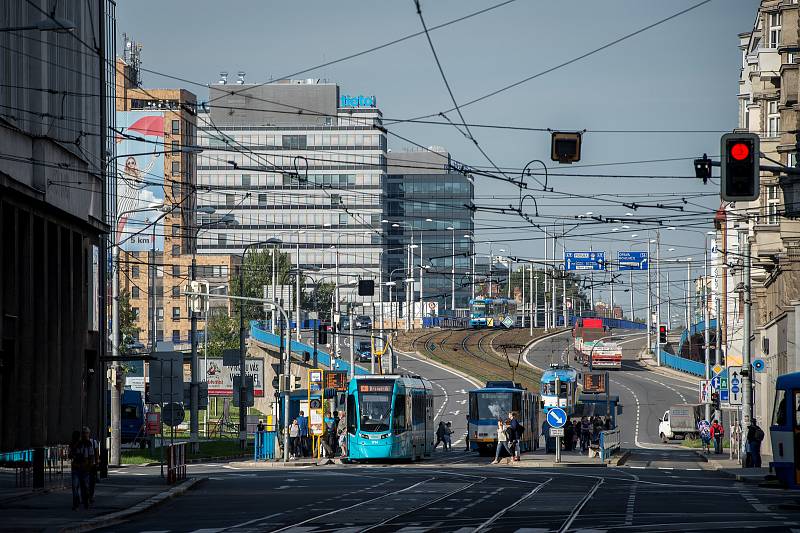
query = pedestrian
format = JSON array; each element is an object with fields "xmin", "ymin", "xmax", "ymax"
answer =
[
  {"xmin": 580, "ymin": 417, "xmax": 591, "ymax": 453},
  {"xmin": 746, "ymin": 418, "xmax": 765, "ymax": 468},
  {"xmin": 289, "ymin": 419, "xmax": 300, "ymax": 459},
  {"xmin": 563, "ymin": 417, "xmax": 574, "ymax": 451},
  {"xmin": 508, "ymin": 411, "xmax": 523, "ymax": 461},
  {"xmin": 297, "ymin": 411, "xmax": 309, "ymax": 457},
  {"xmin": 85, "ymin": 427, "xmax": 99, "ymax": 503},
  {"xmin": 465, "ymin": 414, "xmax": 471, "ymax": 451},
  {"xmin": 710, "ymin": 419, "xmax": 725, "ymax": 455},
  {"xmin": 698, "ymin": 419, "xmax": 712, "ymax": 455},
  {"xmin": 257, "ymin": 420, "xmax": 265, "ymax": 432},
  {"xmin": 330, "ymin": 410, "xmax": 341, "ymax": 456},
  {"xmin": 542, "ymin": 418, "xmax": 553, "ymax": 453},
  {"xmin": 444, "ymin": 422, "xmax": 454, "ymax": 451},
  {"xmin": 572, "ymin": 419, "xmax": 581, "ymax": 451},
  {"xmin": 337, "ymin": 411, "xmax": 348, "ymax": 457},
  {"xmin": 434, "ymin": 421, "xmax": 447, "ymax": 450},
  {"xmin": 604, "ymin": 417, "xmax": 611, "ymax": 430},
  {"xmin": 69, "ymin": 428, "xmax": 96, "ymax": 510},
  {"xmin": 491, "ymin": 420, "xmax": 513, "ymax": 464}
]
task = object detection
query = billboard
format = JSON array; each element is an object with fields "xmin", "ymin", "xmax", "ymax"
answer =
[
  {"xmin": 115, "ymin": 111, "xmax": 166, "ymax": 251},
  {"xmin": 204, "ymin": 357, "xmax": 265, "ymax": 397}
]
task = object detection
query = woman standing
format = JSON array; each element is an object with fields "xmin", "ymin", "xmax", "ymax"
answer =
[
  {"xmin": 289, "ymin": 419, "xmax": 300, "ymax": 460},
  {"xmin": 491, "ymin": 420, "xmax": 513, "ymax": 465}
]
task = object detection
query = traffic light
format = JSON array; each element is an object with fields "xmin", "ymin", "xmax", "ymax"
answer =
[
  {"xmin": 721, "ymin": 132, "xmax": 760, "ymax": 201},
  {"xmin": 551, "ymin": 131, "xmax": 582, "ymax": 164},
  {"xmin": 292, "ymin": 374, "xmax": 302, "ymax": 390},
  {"xmin": 317, "ymin": 323, "xmax": 328, "ymax": 345},
  {"xmin": 658, "ymin": 324, "xmax": 667, "ymax": 345}
]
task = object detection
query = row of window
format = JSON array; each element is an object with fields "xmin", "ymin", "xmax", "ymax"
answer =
[
  {"xmin": 201, "ymin": 132, "xmax": 385, "ymax": 149},
  {"xmin": 199, "ymin": 153, "xmax": 386, "ymax": 169},
  {"xmin": 198, "ymin": 172, "xmax": 382, "ymax": 188}
]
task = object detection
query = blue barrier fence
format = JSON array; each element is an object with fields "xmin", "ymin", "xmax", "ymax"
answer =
[
  {"xmin": 249, "ymin": 321, "xmax": 370, "ymax": 376},
  {"xmin": 660, "ymin": 350, "xmax": 705, "ymax": 376},
  {"xmin": 254, "ymin": 431, "xmax": 277, "ymax": 461}
]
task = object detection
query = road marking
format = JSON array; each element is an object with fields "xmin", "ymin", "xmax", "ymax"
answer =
[
  {"xmin": 624, "ymin": 472, "xmax": 639, "ymax": 526},
  {"xmin": 558, "ymin": 478, "xmax": 604, "ymax": 533},
  {"xmin": 474, "ymin": 478, "xmax": 553, "ymax": 532}
]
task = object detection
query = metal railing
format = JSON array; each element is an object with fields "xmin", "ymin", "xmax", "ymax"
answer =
[
  {"xmin": 599, "ymin": 428, "xmax": 621, "ymax": 461},
  {"xmin": 254, "ymin": 431, "xmax": 277, "ymax": 461},
  {"xmin": 0, "ymin": 445, "xmax": 70, "ymax": 488},
  {"xmin": 166, "ymin": 443, "xmax": 187, "ymax": 484}
]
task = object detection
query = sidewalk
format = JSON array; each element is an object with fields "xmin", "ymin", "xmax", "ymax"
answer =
[
  {"xmin": 495, "ymin": 446, "xmax": 623, "ymax": 468},
  {"xmin": 694, "ymin": 449, "xmax": 772, "ymax": 483},
  {"xmin": 1, "ymin": 468, "xmax": 201, "ymax": 532}
]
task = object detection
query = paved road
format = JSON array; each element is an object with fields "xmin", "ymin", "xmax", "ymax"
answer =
[
  {"xmin": 523, "ymin": 329, "xmax": 707, "ymax": 468},
  {"xmin": 98, "ymin": 460, "xmax": 800, "ymax": 532}
]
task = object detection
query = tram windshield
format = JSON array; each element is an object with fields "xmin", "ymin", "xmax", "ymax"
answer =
[
  {"xmin": 471, "ymin": 392, "xmax": 520, "ymax": 420},
  {"xmin": 358, "ymin": 381, "xmax": 394, "ymax": 432},
  {"xmin": 541, "ymin": 382, "xmax": 570, "ymax": 396},
  {"xmin": 471, "ymin": 302, "xmax": 485, "ymax": 316}
]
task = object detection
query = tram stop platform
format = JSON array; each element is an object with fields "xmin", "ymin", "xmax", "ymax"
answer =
[{"xmin": 504, "ymin": 446, "xmax": 626, "ymax": 468}]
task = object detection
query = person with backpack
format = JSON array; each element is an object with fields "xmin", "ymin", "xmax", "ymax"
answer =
[
  {"xmin": 710, "ymin": 419, "xmax": 725, "ymax": 454},
  {"xmin": 698, "ymin": 419, "xmax": 711, "ymax": 455},
  {"xmin": 580, "ymin": 417, "xmax": 591, "ymax": 453},
  {"xmin": 508, "ymin": 411, "xmax": 523, "ymax": 461},
  {"xmin": 491, "ymin": 420, "xmax": 513, "ymax": 464},
  {"xmin": 69, "ymin": 427, "xmax": 96, "ymax": 510},
  {"xmin": 433, "ymin": 421, "xmax": 447, "ymax": 450},
  {"xmin": 746, "ymin": 418, "xmax": 765, "ymax": 468}
]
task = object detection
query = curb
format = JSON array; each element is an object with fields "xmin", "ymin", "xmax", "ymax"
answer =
[
  {"xmin": 614, "ymin": 449, "xmax": 632, "ymax": 466},
  {"xmin": 228, "ymin": 460, "xmax": 319, "ymax": 468},
  {"xmin": 60, "ymin": 476, "xmax": 204, "ymax": 533}
]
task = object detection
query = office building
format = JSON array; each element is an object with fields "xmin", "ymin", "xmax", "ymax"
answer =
[
  {"xmin": 385, "ymin": 148, "xmax": 475, "ymax": 313},
  {"xmin": 0, "ymin": 0, "xmax": 115, "ymax": 452},
  {"xmin": 195, "ymin": 78, "xmax": 387, "ymax": 303}
]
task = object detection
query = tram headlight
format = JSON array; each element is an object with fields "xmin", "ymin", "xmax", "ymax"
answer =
[{"xmin": 381, "ymin": 434, "xmax": 389, "ymax": 439}]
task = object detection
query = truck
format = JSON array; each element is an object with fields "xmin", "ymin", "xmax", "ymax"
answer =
[
  {"xmin": 658, "ymin": 404, "xmax": 703, "ymax": 442},
  {"xmin": 107, "ymin": 389, "xmax": 146, "ymax": 448},
  {"xmin": 573, "ymin": 318, "xmax": 621, "ymax": 368},
  {"xmin": 586, "ymin": 341, "xmax": 623, "ymax": 369}
]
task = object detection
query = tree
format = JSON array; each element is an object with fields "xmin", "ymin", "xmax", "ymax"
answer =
[
  {"xmin": 118, "ymin": 289, "xmax": 141, "ymax": 355},
  {"xmin": 304, "ymin": 281, "xmax": 336, "ymax": 321},
  {"xmin": 205, "ymin": 312, "xmax": 239, "ymax": 359},
  {"xmin": 229, "ymin": 249, "xmax": 293, "ymax": 323}
]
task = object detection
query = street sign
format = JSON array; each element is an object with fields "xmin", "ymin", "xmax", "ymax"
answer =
[
  {"xmin": 546, "ymin": 407, "xmax": 567, "ymax": 429},
  {"xmin": 710, "ymin": 376, "xmax": 720, "ymax": 391},
  {"xmin": 162, "ymin": 402, "xmax": 185, "ymax": 427},
  {"xmin": 149, "ymin": 351, "xmax": 184, "ymax": 404},
  {"xmin": 699, "ymin": 379, "xmax": 712, "ymax": 404},
  {"xmin": 617, "ymin": 251, "xmax": 649, "ymax": 271},
  {"xmin": 720, "ymin": 377, "xmax": 729, "ymax": 404},
  {"xmin": 564, "ymin": 251, "xmax": 606, "ymax": 271},
  {"xmin": 582, "ymin": 372, "xmax": 607, "ymax": 394},
  {"xmin": 502, "ymin": 316, "xmax": 514, "ymax": 328},
  {"xmin": 712, "ymin": 364, "xmax": 723, "ymax": 376},
  {"xmin": 728, "ymin": 366, "xmax": 743, "ymax": 405},
  {"xmin": 752, "ymin": 359, "xmax": 766, "ymax": 373},
  {"xmin": 549, "ymin": 427, "xmax": 565, "ymax": 437}
]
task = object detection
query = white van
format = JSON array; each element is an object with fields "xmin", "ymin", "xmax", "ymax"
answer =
[{"xmin": 658, "ymin": 404, "xmax": 702, "ymax": 442}]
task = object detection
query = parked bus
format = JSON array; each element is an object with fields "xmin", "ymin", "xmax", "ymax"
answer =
[
  {"xmin": 346, "ymin": 375, "xmax": 434, "ymax": 461},
  {"xmin": 469, "ymin": 298, "xmax": 518, "ymax": 328},
  {"xmin": 540, "ymin": 365, "xmax": 579, "ymax": 415},
  {"xmin": 770, "ymin": 371, "xmax": 800, "ymax": 489},
  {"xmin": 467, "ymin": 381, "xmax": 540, "ymax": 455}
]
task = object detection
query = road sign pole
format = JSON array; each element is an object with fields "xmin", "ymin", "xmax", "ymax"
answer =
[
  {"xmin": 556, "ymin": 436, "xmax": 561, "ymax": 463},
  {"xmin": 741, "ymin": 232, "xmax": 753, "ymax": 466},
  {"xmin": 704, "ymin": 242, "xmax": 711, "ymax": 422}
]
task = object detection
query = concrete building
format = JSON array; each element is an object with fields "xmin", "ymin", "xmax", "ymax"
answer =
[
  {"xmin": 0, "ymin": 0, "xmax": 115, "ymax": 452},
  {"xmin": 195, "ymin": 79, "xmax": 386, "ymax": 304},
  {"xmin": 385, "ymin": 148, "xmax": 475, "ymax": 313},
  {"xmin": 725, "ymin": 0, "xmax": 800, "ymax": 457}
]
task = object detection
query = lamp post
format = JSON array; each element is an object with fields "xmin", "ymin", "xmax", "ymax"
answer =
[
  {"xmin": 391, "ymin": 221, "xmax": 418, "ymax": 329},
  {"xmin": 448, "ymin": 226, "xmax": 456, "ymax": 312},
  {"xmin": 238, "ymin": 237, "xmax": 282, "ymax": 449}
]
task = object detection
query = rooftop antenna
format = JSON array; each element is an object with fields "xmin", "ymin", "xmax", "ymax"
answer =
[
  {"xmin": 122, "ymin": 33, "xmax": 142, "ymax": 87},
  {"xmin": 218, "ymin": 71, "xmax": 228, "ymax": 85},
  {"xmin": 236, "ymin": 71, "xmax": 246, "ymax": 84}
]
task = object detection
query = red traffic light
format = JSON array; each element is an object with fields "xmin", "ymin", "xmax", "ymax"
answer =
[{"xmin": 730, "ymin": 142, "xmax": 750, "ymax": 161}]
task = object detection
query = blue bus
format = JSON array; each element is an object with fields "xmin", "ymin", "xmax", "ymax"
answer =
[
  {"xmin": 541, "ymin": 366, "xmax": 579, "ymax": 415},
  {"xmin": 469, "ymin": 298, "xmax": 518, "ymax": 328},
  {"xmin": 467, "ymin": 381, "xmax": 540, "ymax": 455},
  {"xmin": 346, "ymin": 375, "xmax": 434, "ymax": 461},
  {"xmin": 770, "ymin": 372, "xmax": 800, "ymax": 489}
]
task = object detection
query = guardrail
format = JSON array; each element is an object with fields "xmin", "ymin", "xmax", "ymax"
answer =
[
  {"xmin": 599, "ymin": 427, "xmax": 621, "ymax": 461},
  {"xmin": 0, "ymin": 445, "xmax": 70, "ymax": 488},
  {"xmin": 254, "ymin": 431, "xmax": 277, "ymax": 461},
  {"xmin": 660, "ymin": 350, "xmax": 705, "ymax": 377},
  {"xmin": 166, "ymin": 443, "xmax": 187, "ymax": 484}
]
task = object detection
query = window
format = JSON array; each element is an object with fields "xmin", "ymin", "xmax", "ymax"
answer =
[
  {"xmin": 131, "ymin": 307, "xmax": 139, "ymax": 319},
  {"xmin": 282, "ymin": 135, "xmax": 307, "ymax": 150},
  {"xmin": 765, "ymin": 185, "xmax": 780, "ymax": 224},
  {"xmin": 172, "ymin": 265, "xmax": 181, "ymax": 276},
  {"xmin": 157, "ymin": 330, "xmax": 164, "ymax": 342},
  {"xmin": 172, "ymin": 160, "xmax": 180, "ymax": 175},
  {"xmin": 258, "ymin": 193, "xmax": 268, "ymax": 206},
  {"xmin": 218, "ymin": 234, "xmax": 227, "ymax": 247},
  {"xmin": 172, "ymin": 244, "xmax": 181, "ymax": 256},
  {"xmin": 739, "ymin": 98, "xmax": 749, "ymax": 130},
  {"xmin": 172, "ymin": 329, "xmax": 181, "ymax": 343},
  {"xmin": 346, "ymin": 394, "xmax": 356, "ymax": 434},
  {"xmin": 172, "ymin": 286, "xmax": 180, "ymax": 297},
  {"xmin": 773, "ymin": 389, "xmax": 787, "ymax": 426},
  {"xmin": 767, "ymin": 101, "xmax": 781, "ymax": 137},
  {"xmin": 132, "ymin": 265, "xmax": 140, "ymax": 278},
  {"xmin": 226, "ymin": 194, "xmax": 235, "ymax": 207},
  {"xmin": 339, "ymin": 213, "xmax": 348, "ymax": 225},
  {"xmin": 171, "ymin": 140, "xmax": 179, "ymax": 152},
  {"xmin": 242, "ymin": 174, "xmax": 251, "ymax": 188},
  {"xmin": 331, "ymin": 194, "xmax": 341, "ymax": 206},
  {"xmin": 768, "ymin": 11, "xmax": 782, "ymax": 48},
  {"xmin": 157, "ymin": 307, "xmax": 164, "ymax": 320},
  {"xmin": 393, "ymin": 394, "xmax": 407, "ymax": 433},
  {"xmin": 171, "ymin": 119, "xmax": 180, "ymax": 134},
  {"xmin": 172, "ymin": 307, "xmax": 180, "ymax": 319},
  {"xmin": 131, "ymin": 286, "xmax": 140, "ymax": 299},
  {"xmin": 172, "ymin": 224, "xmax": 180, "ymax": 237},
  {"xmin": 795, "ymin": 391, "xmax": 800, "ymax": 428}
]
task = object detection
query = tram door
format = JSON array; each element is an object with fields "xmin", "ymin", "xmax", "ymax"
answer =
[{"xmin": 795, "ymin": 390, "xmax": 800, "ymax": 486}]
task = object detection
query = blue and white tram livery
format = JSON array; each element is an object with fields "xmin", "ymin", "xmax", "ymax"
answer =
[
  {"xmin": 540, "ymin": 365, "xmax": 578, "ymax": 415},
  {"xmin": 469, "ymin": 298, "xmax": 518, "ymax": 329},
  {"xmin": 770, "ymin": 371, "xmax": 800, "ymax": 489},
  {"xmin": 467, "ymin": 381, "xmax": 540, "ymax": 455},
  {"xmin": 346, "ymin": 375, "xmax": 434, "ymax": 461}
]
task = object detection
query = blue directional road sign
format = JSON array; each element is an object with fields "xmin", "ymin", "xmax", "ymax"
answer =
[
  {"xmin": 617, "ymin": 251, "xmax": 649, "ymax": 271},
  {"xmin": 710, "ymin": 376, "xmax": 720, "ymax": 390},
  {"xmin": 564, "ymin": 251, "xmax": 606, "ymax": 271},
  {"xmin": 546, "ymin": 407, "xmax": 568, "ymax": 429}
]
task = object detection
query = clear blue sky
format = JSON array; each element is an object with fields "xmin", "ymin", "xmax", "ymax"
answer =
[{"xmin": 118, "ymin": 0, "xmax": 760, "ymax": 312}]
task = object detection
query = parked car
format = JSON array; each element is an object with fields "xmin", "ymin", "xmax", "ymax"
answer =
[
  {"xmin": 355, "ymin": 340, "xmax": 373, "ymax": 362},
  {"xmin": 355, "ymin": 315, "xmax": 372, "ymax": 329}
]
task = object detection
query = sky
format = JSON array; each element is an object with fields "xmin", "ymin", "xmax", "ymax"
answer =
[{"xmin": 117, "ymin": 0, "xmax": 760, "ymax": 318}]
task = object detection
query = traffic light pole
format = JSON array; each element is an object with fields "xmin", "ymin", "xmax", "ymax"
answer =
[{"xmin": 704, "ymin": 242, "xmax": 711, "ymax": 422}]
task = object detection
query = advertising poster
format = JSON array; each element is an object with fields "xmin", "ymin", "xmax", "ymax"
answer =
[
  {"xmin": 115, "ymin": 111, "xmax": 166, "ymax": 251},
  {"xmin": 204, "ymin": 357, "xmax": 265, "ymax": 397}
]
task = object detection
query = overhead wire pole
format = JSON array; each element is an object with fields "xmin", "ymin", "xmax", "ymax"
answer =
[
  {"xmin": 656, "ymin": 230, "xmax": 662, "ymax": 366},
  {"xmin": 646, "ymin": 237, "xmax": 652, "ymax": 354},
  {"xmin": 741, "ymin": 230, "xmax": 753, "ymax": 445},
  {"xmin": 704, "ymin": 241, "xmax": 711, "ymax": 422}
]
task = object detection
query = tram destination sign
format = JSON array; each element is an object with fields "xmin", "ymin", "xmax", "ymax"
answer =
[{"xmin": 582, "ymin": 372, "xmax": 607, "ymax": 394}]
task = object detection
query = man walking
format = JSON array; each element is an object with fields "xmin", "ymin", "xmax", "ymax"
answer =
[
  {"xmin": 746, "ymin": 418, "xmax": 765, "ymax": 468},
  {"xmin": 710, "ymin": 419, "xmax": 725, "ymax": 455},
  {"xmin": 508, "ymin": 411, "xmax": 522, "ymax": 461},
  {"xmin": 297, "ymin": 410, "xmax": 309, "ymax": 457}
]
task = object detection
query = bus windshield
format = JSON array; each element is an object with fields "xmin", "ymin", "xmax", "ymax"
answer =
[
  {"xmin": 474, "ymin": 392, "xmax": 517, "ymax": 420},
  {"xmin": 358, "ymin": 381, "xmax": 394, "ymax": 432}
]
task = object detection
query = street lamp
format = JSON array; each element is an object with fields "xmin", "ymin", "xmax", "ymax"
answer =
[{"xmin": 447, "ymin": 226, "xmax": 456, "ymax": 312}]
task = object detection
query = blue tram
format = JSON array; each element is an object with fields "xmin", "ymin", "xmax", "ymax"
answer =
[
  {"xmin": 469, "ymin": 298, "xmax": 518, "ymax": 328},
  {"xmin": 467, "ymin": 381, "xmax": 540, "ymax": 455},
  {"xmin": 540, "ymin": 365, "xmax": 579, "ymax": 415},
  {"xmin": 346, "ymin": 375, "xmax": 434, "ymax": 461},
  {"xmin": 770, "ymin": 372, "xmax": 800, "ymax": 489}
]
